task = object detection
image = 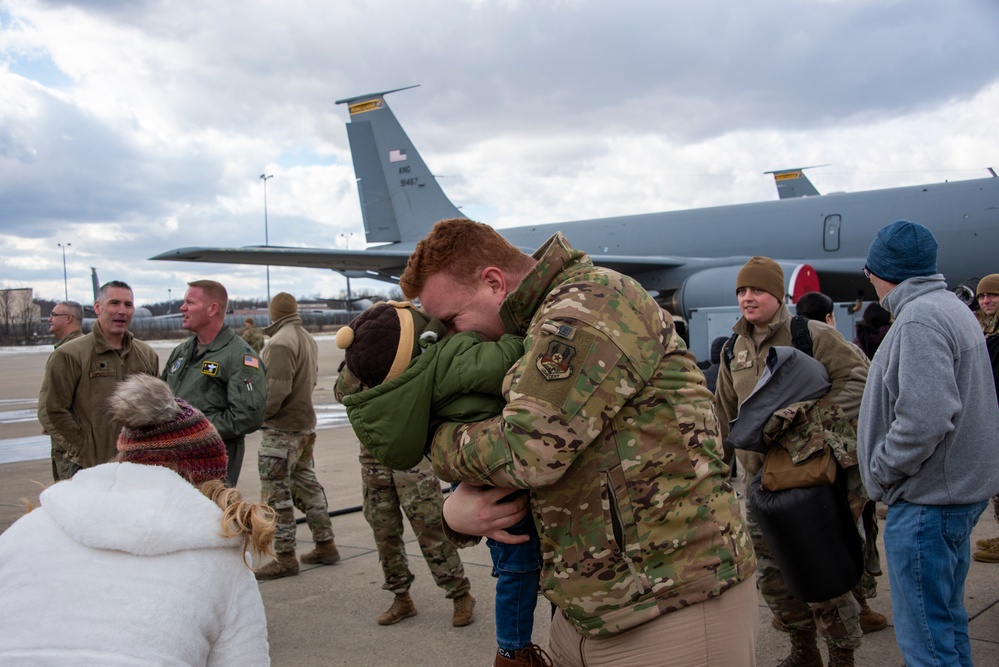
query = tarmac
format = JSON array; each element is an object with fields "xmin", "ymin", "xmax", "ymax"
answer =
[{"xmin": 1, "ymin": 336, "xmax": 997, "ymax": 666}]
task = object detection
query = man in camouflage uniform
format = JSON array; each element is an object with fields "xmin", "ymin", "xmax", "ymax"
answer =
[
  {"xmin": 37, "ymin": 301, "xmax": 84, "ymax": 481},
  {"xmin": 163, "ymin": 280, "xmax": 266, "ymax": 485},
  {"xmin": 360, "ymin": 445, "xmax": 475, "ymax": 627},
  {"xmin": 254, "ymin": 293, "xmax": 339, "ymax": 580},
  {"xmin": 714, "ymin": 257, "xmax": 870, "ymax": 667},
  {"xmin": 401, "ymin": 219, "xmax": 757, "ymax": 666},
  {"xmin": 242, "ymin": 317, "xmax": 265, "ymax": 353},
  {"xmin": 973, "ymin": 273, "xmax": 999, "ymax": 563}
]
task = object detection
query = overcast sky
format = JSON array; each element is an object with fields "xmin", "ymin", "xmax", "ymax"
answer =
[{"xmin": 1, "ymin": 0, "xmax": 997, "ymax": 307}]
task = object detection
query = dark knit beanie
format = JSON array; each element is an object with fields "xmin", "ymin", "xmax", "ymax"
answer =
[
  {"xmin": 977, "ymin": 274, "xmax": 999, "ymax": 297},
  {"xmin": 866, "ymin": 220, "xmax": 938, "ymax": 284},
  {"xmin": 270, "ymin": 292, "xmax": 298, "ymax": 322},
  {"xmin": 110, "ymin": 375, "xmax": 227, "ymax": 485},
  {"xmin": 736, "ymin": 256, "xmax": 785, "ymax": 301},
  {"xmin": 335, "ymin": 301, "xmax": 447, "ymax": 388}
]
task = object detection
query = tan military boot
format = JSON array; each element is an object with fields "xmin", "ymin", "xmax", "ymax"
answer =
[
  {"xmin": 300, "ymin": 539, "xmax": 341, "ymax": 565},
  {"xmin": 254, "ymin": 551, "xmax": 299, "ymax": 581},
  {"xmin": 451, "ymin": 592, "xmax": 476, "ymax": 627},
  {"xmin": 976, "ymin": 535, "xmax": 999, "ymax": 549},
  {"xmin": 827, "ymin": 646, "xmax": 855, "ymax": 667},
  {"xmin": 857, "ymin": 600, "xmax": 887, "ymax": 633},
  {"xmin": 378, "ymin": 593, "xmax": 417, "ymax": 626},
  {"xmin": 973, "ymin": 542, "xmax": 999, "ymax": 563},
  {"xmin": 777, "ymin": 628, "xmax": 823, "ymax": 667}
]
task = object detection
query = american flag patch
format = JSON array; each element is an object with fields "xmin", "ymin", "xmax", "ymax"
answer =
[
  {"xmin": 389, "ymin": 149, "xmax": 407, "ymax": 163},
  {"xmin": 244, "ymin": 355, "xmax": 259, "ymax": 369}
]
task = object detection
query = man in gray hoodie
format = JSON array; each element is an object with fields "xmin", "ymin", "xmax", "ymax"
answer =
[{"xmin": 857, "ymin": 220, "xmax": 999, "ymax": 667}]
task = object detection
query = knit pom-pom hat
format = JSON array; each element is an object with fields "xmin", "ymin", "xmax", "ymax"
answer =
[
  {"xmin": 335, "ymin": 301, "xmax": 446, "ymax": 388},
  {"xmin": 110, "ymin": 374, "xmax": 227, "ymax": 485}
]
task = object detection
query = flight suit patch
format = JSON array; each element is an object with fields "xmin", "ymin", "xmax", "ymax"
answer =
[
  {"xmin": 170, "ymin": 357, "xmax": 184, "ymax": 373},
  {"xmin": 202, "ymin": 360, "xmax": 220, "ymax": 376},
  {"xmin": 244, "ymin": 355, "xmax": 259, "ymax": 369}
]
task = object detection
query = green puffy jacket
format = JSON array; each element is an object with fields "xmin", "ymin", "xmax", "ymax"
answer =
[{"xmin": 336, "ymin": 332, "xmax": 524, "ymax": 469}]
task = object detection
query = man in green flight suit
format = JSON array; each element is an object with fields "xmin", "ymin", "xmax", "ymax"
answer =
[{"xmin": 162, "ymin": 279, "xmax": 266, "ymax": 485}]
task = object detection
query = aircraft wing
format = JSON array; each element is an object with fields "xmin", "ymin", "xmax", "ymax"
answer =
[
  {"xmin": 583, "ymin": 253, "xmax": 688, "ymax": 276},
  {"xmin": 150, "ymin": 245, "xmax": 414, "ymax": 281}
]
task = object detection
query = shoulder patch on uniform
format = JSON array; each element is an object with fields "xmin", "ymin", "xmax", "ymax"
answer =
[
  {"xmin": 170, "ymin": 357, "xmax": 184, "ymax": 373},
  {"xmin": 244, "ymin": 355, "xmax": 259, "ymax": 369},
  {"xmin": 536, "ymin": 339, "xmax": 577, "ymax": 381},
  {"xmin": 201, "ymin": 360, "xmax": 220, "ymax": 376},
  {"xmin": 517, "ymin": 327, "xmax": 595, "ymax": 409}
]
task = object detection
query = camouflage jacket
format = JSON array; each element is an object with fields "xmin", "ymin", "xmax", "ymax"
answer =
[
  {"xmin": 979, "ymin": 309, "xmax": 999, "ymax": 337},
  {"xmin": 715, "ymin": 306, "xmax": 870, "ymax": 479},
  {"xmin": 431, "ymin": 233, "xmax": 755, "ymax": 638},
  {"xmin": 241, "ymin": 325, "xmax": 265, "ymax": 353},
  {"xmin": 335, "ymin": 332, "xmax": 524, "ymax": 470}
]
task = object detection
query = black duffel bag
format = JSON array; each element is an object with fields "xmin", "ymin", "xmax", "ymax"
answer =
[{"xmin": 750, "ymin": 472, "xmax": 863, "ymax": 603}]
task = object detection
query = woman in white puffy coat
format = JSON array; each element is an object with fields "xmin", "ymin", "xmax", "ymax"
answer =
[{"xmin": 0, "ymin": 375, "xmax": 275, "ymax": 666}]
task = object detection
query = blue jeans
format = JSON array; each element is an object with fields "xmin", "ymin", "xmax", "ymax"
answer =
[
  {"xmin": 883, "ymin": 500, "xmax": 987, "ymax": 667},
  {"xmin": 486, "ymin": 499, "xmax": 542, "ymax": 652}
]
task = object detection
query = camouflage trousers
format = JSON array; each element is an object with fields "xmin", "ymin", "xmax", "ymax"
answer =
[
  {"xmin": 359, "ymin": 445, "xmax": 470, "ymax": 599},
  {"xmin": 746, "ymin": 503, "xmax": 862, "ymax": 650},
  {"xmin": 258, "ymin": 429, "xmax": 335, "ymax": 554}
]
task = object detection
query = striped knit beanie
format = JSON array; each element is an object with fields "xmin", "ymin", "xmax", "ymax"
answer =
[{"xmin": 110, "ymin": 374, "xmax": 227, "ymax": 485}]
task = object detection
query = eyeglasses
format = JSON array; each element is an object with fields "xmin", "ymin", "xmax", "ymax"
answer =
[
  {"xmin": 49, "ymin": 313, "xmax": 72, "ymax": 319},
  {"xmin": 862, "ymin": 266, "xmax": 872, "ymax": 279},
  {"xmin": 978, "ymin": 293, "xmax": 999, "ymax": 300}
]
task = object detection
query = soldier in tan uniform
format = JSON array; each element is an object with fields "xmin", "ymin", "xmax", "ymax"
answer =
[
  {"xmin": 714, "ymin": 257, "xmax": 870, "ymax": 667},
  {"xmin": 401, "ymin": 219, "xmax": 757, "ymax": 667},
  {"xmin": 253, "ymin": 293, "xmax": 339, "ymax": 580},
  {"xmin": 37, "ymin": 301, "xmax": 84, "ymax": 481},
  {"xmin": 42, "ymin": 282, "xmax": 159, "ymax": 476}
]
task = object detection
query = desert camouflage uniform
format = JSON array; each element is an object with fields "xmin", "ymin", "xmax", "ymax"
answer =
[
  {"xmin": 431, "ymin": 232, "xmax": 755, "ymax": 638},
  {"xmin": 259, "ymin": 430, "xmax": 334, "ymax": 553},
  {"xmin": 360, "ymin": 444, "xmax": 470, "ymax": 599},
  {"xmin": 715, "ymin": 306, "xmax": 869, "ymax": 650}
]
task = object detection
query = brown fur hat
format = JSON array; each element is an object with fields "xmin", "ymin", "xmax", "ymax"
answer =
[{"xmin": 335, "ymin": 301, "xmax": 446, "ymax": 388}]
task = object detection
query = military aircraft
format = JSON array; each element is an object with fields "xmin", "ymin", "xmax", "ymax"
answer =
[{"xmin": 152, "ymin": 85, "xmax": 999, "ymax": 334}]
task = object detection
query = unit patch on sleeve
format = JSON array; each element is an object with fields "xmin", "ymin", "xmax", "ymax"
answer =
[
  {"xmin": 170, "ymin": 357, "xmax": 184, "ymax": 374},
  {"xmin": 201, "ymin": 361, "xmax": 220, "ymax": 376},
  {"xmin": 516, "ymin": 323, "xmax": 595, "ymax": 409}
]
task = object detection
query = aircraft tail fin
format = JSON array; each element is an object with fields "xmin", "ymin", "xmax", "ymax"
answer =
[
  {"xmin": 91, "ymin": 267, "xmax": 100, "ymax": 302},
  {"xmin": 336, "ymin": 86, "xmax": 465, "ymax": 244},
  {"xmin": 765, "ymin": 167, "xmax": 824, "ymax": 199}
]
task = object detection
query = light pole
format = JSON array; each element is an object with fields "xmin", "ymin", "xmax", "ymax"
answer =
[
  {"xmin": 260, "ymin": 174, "xmax": 274, "ymax": 304},
  {"xmin": 339, "ymin": 233, "xmax": 356, "ymax": 314},
  {"xmin": 168, "ymin": 288, "xmax": 172, "ymax": 314},
  {"xmin": 57, "ymin": 242, "xmax": 71, "ymax": 301}
]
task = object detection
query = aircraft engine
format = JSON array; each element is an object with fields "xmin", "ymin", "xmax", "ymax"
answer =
[{"xmin": 672, "ymin": 262, "xmax": 819, "ymax": 319}]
